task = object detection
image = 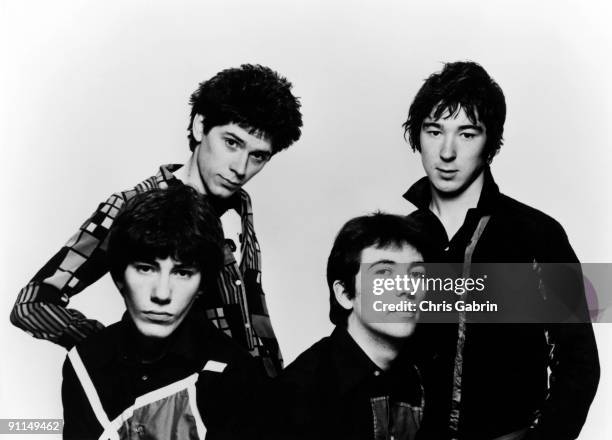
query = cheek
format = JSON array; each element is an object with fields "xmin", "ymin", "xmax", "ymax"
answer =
[
  {"xmin": 176, "ymin": 280, "xmax": 202, "ymax": 308},
  {"xmin": 246, "ymin": 161, "xmax": 267, "ymax": 180},
  {"xmin": 466, "ymin": 150, "xmax": 486, "ymax": 169},
  {"xmin": 198, "ymin": 143, "xmax": 224, "ymax": 172},
  {"xmin": 123, "ymin": 290, "xmax": 144, "ymax": 314},
  {"xmin": 420, "ymin": 150, "xmax": 436, "ymax": 169},
  {"xmin": 122, "ymin": 278, "xmax": 151, "ymax": 308}
]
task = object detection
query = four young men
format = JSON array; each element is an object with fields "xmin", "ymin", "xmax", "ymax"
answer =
[{"xmin": 12, "ymin": 61, "xmax": 599, "ymax": 439}]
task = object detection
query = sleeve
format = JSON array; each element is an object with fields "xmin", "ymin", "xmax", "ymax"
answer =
[
  {"xmin": 10, "ymin": 192, "xmax": 127, "ymax": 348},
  {"xmin": 61, "ymin": 354, "xmax": 104, "ymax": 440},
  {"xmin": 526, "ymin": 221, "xmax": 600, "ymax": 440}
]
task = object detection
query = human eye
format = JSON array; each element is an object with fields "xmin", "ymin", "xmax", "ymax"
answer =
[
  {"xmin": 425, "ymin": 129, "xmax": 441, "ymax": 137},
  {"xmin": 250, "ymin": 151, "xmax": 270, "ymax": 164},
  {"xmin": 133, "ymin": 263, "xmax": 156, "ymax": 274},
  {"xmin": 173, "ymin": 268, "xmax": 198, "ymax": 279},
  {"xmin": 460, "ymin": 131, "xmax": 479, "ymax": 140},
  {"xmin": 409, "ymin": 267, "xmax": 426, "ymax": 278},
  {"xmin": 224, "ymin": 137, "xmax": 239, "ymax": 149},
  {"xmin": 374, "ymin": 267, "xmax": 393, "ymax": 276}
]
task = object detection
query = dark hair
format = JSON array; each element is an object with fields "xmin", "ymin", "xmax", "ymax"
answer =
[
  {"xmin": 108, "ymin": 185, "xmax": 224, "ymax": 293},
  {"xmin": 327, "ymin": 213, "xmax": 430, "ymax": 326},
  {"xmin": 402, "ymin": 61, "xmax": 506, "ymax": 163},
  {"xmin": 187, "ymin": 64, "xmax": 303, "ymax": 154}
]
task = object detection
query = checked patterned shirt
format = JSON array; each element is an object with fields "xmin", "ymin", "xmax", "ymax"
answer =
[{"xmin": 11, "ymin": 164, "xmax": 282, "ymax": 377}]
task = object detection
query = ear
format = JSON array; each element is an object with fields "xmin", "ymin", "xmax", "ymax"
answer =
[
  {"xmin": 192, "ymin": 113, "xmax": 205, "ymax": 143},
  {"xmin": 333, "ymin": 280, "xmax": 354, "ymax": 311}
]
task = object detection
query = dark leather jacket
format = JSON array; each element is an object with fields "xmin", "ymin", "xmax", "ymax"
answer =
[{"xmin": 406, "ymin": 167, "xmax": 600, "ymax": 440}]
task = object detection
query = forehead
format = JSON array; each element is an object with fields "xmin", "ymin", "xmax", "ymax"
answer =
[
  {"xmin": 130, "ymin": 256, "xmax": 194, "ymax": 267},
  {"xmin": 424, "ymin": 105, "xmax": 483, "ymax": 127},
  {"xmin": 218, "ymin": 123, "xmax": 272, "ymax": 152},
  {"xmin": 359, "ymin": 244, "xmax": 423, "ymax": 265}
]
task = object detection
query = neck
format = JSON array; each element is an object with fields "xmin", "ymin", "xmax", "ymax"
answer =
[
  {"xmin": 429, "ymin": 169, "xmax": 485, "ymax": 238},
  {"xmin": 346, "ymin": 316, "xmax": 402, "ymax": 371},
  {"xmin": 174, "ymin": 148, "xmax": 207, "ymax": 195}
]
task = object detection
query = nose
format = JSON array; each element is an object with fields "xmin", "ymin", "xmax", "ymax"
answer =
[
  {"xmin": 229, "ymin": 151, "xmax": 248, "ymax": 179},
  {"xmin": 439, "ymin": 134, "xmax": 456, "ymax": 162},
  {"xmin": 151, "ymin": 272, "xmax": 172, "ymax": 305}
]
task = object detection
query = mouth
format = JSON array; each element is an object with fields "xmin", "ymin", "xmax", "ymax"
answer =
[
  {"xmin": 219, "ymin": 176, "xmax": 241, "ymax": 188},
  {"xmin": 143, "ymin": 311, "xmax": 173, "ymax": 322},
  {"xmin": 436, "ymin": 168, "xmax": 458, "ymax": 178}
]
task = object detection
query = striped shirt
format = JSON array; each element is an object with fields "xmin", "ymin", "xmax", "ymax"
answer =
[{"xmin": 11, "ymin": 164, "xmax": 282, "ymax": 377}]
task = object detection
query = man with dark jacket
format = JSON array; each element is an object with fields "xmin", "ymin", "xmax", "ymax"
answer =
[
  {"xmin": 62, "ymin": 186, "xmax": 265, "ymax": 439},
  {"xmin": 268, "ymin": 213, "xmax": 429, "ymax": 440},
  {"xmin": 402, "ymin": 61, "xmax": 599, "ymax": 440}
]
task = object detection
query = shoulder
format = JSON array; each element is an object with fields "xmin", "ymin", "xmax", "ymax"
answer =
[
  {"xmin": 202, "ymin": 322, "xmax": 256, "ymax": 367},
  {"xmin": 492, "ymin": 193, "xmax": 578, "ymax": 261},
  {"xmin": 495, "ymin": 193, "xmax": 568, "ymax": 238},
  {"xmin": 276, "ymin": 336, "xmax": 333, "ymax": 391},
  {"xmin": 69, "ymin": 321, "xmax": 124, "ymax": 369},
  {"xmin": 105, "ymin": 164, "xmax": 183, "ymax": 205},
  {"xmin": 264, "ymin": 337, "xmax": 335, "ymax": 437},
  {"xmin": 194, "ymin": 322, "xmax": 266, "ymax": 391}
]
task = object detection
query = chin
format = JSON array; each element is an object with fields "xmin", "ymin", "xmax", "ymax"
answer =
[
  {"xmin": 432, "ymin": 181, "xmax": 466, "ymax": 196},
  {"xmin": 136, "ymin": 322, "xmax": 175, "ymax": 340},
  {"xmin": 210, "ymin": 186, "xmax": 237, "ymax": 199},
  {"xmin": 431, "ymin": 177, "xmax": 457, "ymax": 190},
  {"xmin": 378, "ymin": 321, "xmax": 417, "ymax": 340}
]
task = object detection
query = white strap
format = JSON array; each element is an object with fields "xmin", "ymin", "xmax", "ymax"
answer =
[
  {"xmin": 187, "ymin": 381, "xmax": 208, "ymax": 438},
  {"xmin": 67, "ymin": 348, "xmax": 114, "ymax": 436},
  {"xmin": 203, "ymin": 360, "xmax": 227, "ymax": 373}
]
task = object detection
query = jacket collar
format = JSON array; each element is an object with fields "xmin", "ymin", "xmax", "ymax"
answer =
[{"xmin": 402, "ymin": 166, "xmax": 500, "ymax": 214}]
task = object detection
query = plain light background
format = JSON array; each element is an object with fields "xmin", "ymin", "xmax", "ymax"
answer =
[{"xmin": 1, "ymin": 0, "xmax": 611, "ymax": 438}]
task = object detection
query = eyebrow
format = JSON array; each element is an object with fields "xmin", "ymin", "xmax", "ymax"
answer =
[
  {"xmin": 458, "ymin": 124, "xmax": 484, "ymax": 132},
  {"xmin": 367, "ymin": 260, "xmax": 426, "ymax": 269},
  {"xmin": 422, "ymin": 122, "xmax": 442, "ymax": 130},
  {"xmin": 367, "ymin": 259, "xmax": 398, "ymax": 269},
  {"xmin": 223, "ymin": 131, "xmax": 246, "ymax": 146},
  {"xmin": 132, "ymin": 259, "xmax": 159, "ymax": 267},
  {"xmin": 422, "ymin": 121, "xmax": 484, "ymax": 132}
]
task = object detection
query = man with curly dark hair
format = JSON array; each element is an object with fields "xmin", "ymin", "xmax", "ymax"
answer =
[
  {"xmin": 402, "ymin": 61, "xmax": 599, "ymax": 440},
  {"xmin": 11, "ymin": 64, "xmax": 303, "ymax": 378},
  {"xmin": 62, "ymin": 185, "xmax": 265, "ymax": 439}
]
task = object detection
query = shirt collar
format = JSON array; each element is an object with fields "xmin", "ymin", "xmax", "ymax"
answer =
[
  {"xmin": 329, "ymin": 327, "xmax": 421, "ymax": 398},
  {"xmin": 160, "ymin": 164, "xmax": 242, "ymax": 215},
  {"xmin": 402, "ymin": 166, "xmax": 500, "ymax": 214}
]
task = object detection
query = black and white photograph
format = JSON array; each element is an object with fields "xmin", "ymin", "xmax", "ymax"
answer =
[{"xmin": 1, "ymin": 0, "xmax": 611, "ymax": 438}]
